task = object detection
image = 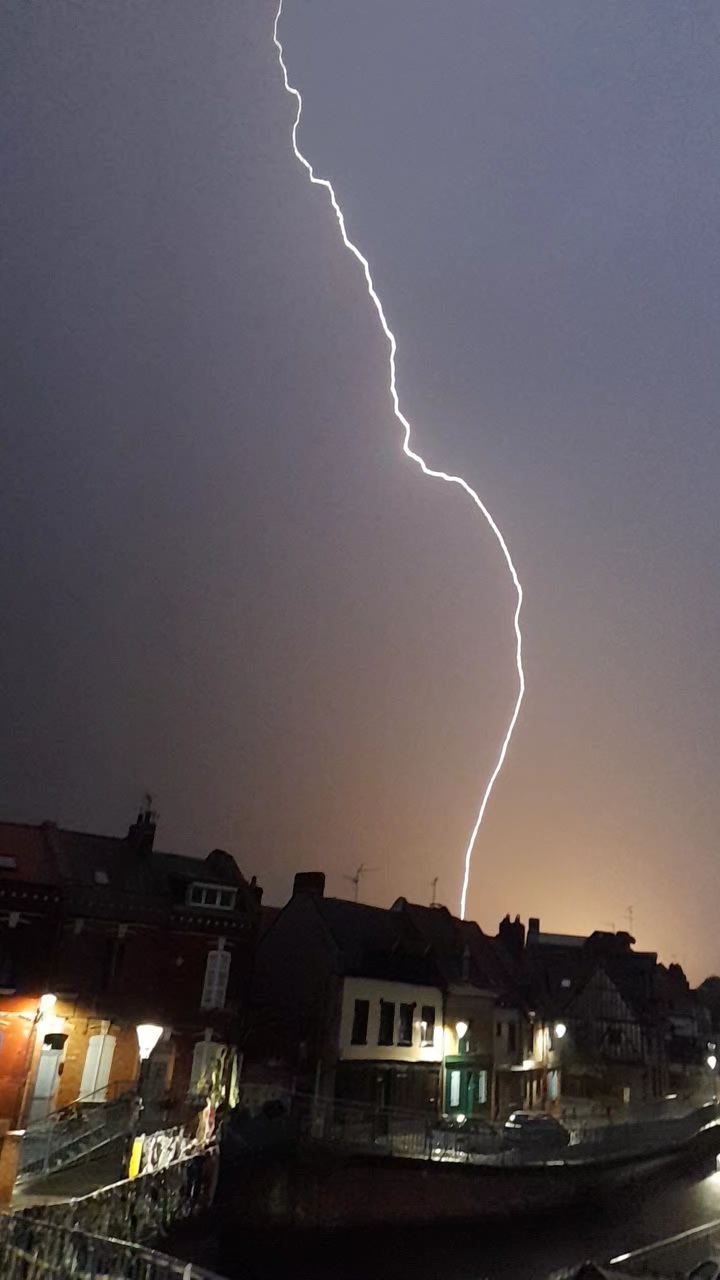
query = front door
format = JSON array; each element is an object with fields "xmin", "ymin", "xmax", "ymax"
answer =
[{"xmin": 446, "ymin": 1066, "xmax": 488, "ymax": 1116}]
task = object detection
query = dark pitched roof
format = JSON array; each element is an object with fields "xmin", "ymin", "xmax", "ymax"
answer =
[
  {"xmin": 0, "ymin": 818, "xmax": 261, "ymax": 923},
  {"xmin": 392, "ymin": 898, "xmax": 519, "ymax": 998},
  {"xmin": 311, "ymin": 897, "xmax": 443, "ymax": 986},
  {"xmin": 0, "ymin": 821, "xmax": 55, "ymax": 883},
  {"xmin": 521, "ymin": 928, "xmax": 660, "ymax": 1023}
]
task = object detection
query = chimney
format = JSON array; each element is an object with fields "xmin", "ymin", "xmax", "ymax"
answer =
[
  {"xmin": 528, "ymin": 916, "xmax": 540, "ymax": 936},
  {"xmin": 127, "ymin": 805, "xmax": 156, "ymax": 858},
  {"xmin": 498, "ymin": 913, "xmax": 526, "ymax": 958},
  {"xmin": 293, "ymin": 871, "xmax": 325, "ymax": 897}
]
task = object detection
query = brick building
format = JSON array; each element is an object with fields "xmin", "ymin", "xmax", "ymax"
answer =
[{"xmin": 0, "ymin": 809, "xmax": 262, "ymax": 1137}]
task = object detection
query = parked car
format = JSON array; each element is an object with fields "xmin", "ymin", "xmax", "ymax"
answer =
[
  {"xmin": 503, "ymin": 1111, "xmax": 570, "ymax": 1150},
  {"xmin": 430, "ymin": 1114, "xmax": 500, "ymax": 1156}
]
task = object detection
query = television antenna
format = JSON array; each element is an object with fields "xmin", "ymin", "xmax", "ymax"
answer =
[{"xmin": 344, "ymin": 864, "xmax": 377, "ymax": 903}]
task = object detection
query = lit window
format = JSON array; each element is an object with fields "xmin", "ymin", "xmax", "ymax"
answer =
[
  {"xmin": 448, "ymin": 1070, "xmax": 461, "ymax": 1108},
  {"xmin": 94, "ymin": 870, "xmax": 109, "ymax": 885},
  {"xmin": 420, "ymin": 1005, "xmax": 435, "ymax": 1047},
  {"xmin": 0, "ymin": 857, "xmax": 17, "ymax": 871}
]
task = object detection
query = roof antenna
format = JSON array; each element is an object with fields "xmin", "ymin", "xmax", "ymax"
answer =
[
  {"xmin": 344, "ymin": 864, "xmax": 377, "ymax": 903},
  {"xmin": 141, "ymin": 793, "xmax": 157, "ymax": 823},
  {"xmin": 430, "ymin": 876, "xmax": 439, "ymax": 907}
]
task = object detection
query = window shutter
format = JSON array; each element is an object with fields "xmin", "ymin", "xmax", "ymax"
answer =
[
  {"xmin": 201, "ymin": 948, "xmax": 231, "ymax": 1011},
  {"xmin": 189, "ymin": 1041, "xmax": 223, "ymax": 1095},
  {"xmin": 79, "ymin": 1034, "xmax": 117, "ymax": 1102}
]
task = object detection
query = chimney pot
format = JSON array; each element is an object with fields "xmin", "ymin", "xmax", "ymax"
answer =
[{"xmin": 528, "ymin": 917, "xmax": 540, "ymax": 934}]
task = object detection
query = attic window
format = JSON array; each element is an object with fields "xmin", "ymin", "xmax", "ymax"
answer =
[
  {"xmin": 0, "ymin": 857, "xmax": 17, "ymax": 871},
  {"xmin": 94, "ymin": 870, "xmax": 109, "ymax": 885},
  {"xmin": 188, "ymin": 884, "xmax": 236, "ymax": 910},
  {"xmin": 561, "ymin": 978, "xmax": 571, "ymax": 989}
]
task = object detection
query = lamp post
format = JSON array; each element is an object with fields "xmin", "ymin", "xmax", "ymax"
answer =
[
  {"xmin": 707, "ymin": 1050, "xmax": 717, "ymax": 1104},
  {"xmin": 135, "ymin": 1024, "xmax": 163, "ymax": 1107}
]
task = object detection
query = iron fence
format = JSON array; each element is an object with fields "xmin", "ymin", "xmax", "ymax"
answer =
[
  {"xmin": 0, "ymin": 1212, "xmax": 226, "ymax": 1279},
  {"xmin": 236, "ymin": 1087, "xmax": 720, "ymax": 1169},
  {"xmin": 29, "ymin": 1144, "xmax": 219, "ymax": 1243}
]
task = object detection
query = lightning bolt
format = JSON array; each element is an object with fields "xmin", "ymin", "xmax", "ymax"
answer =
[{"xmin": 272, "ymin": 1, "xmax": 525, "ymax": 920}]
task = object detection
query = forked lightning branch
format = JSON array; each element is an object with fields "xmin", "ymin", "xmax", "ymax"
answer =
[{"xmin": 272, "ymin": 0, "xmax": 525, "ymax": 918}]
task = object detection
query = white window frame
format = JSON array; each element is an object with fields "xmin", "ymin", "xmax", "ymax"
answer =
[
  {"xmin": 201, "ymin": 944, "xmax": 231, "ymax": 1011},
  {"xmin": 187, "ymin": 883, "xmax": 237, "ymax": 910}
]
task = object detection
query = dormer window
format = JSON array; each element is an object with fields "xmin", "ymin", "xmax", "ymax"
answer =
[
  {"xmin": 187, "ymin": 883, "xmax": 236, "ymax": 910},
  {"xmin": 0, "ymin": 857, "xmax": 17, "ymax": 871}
]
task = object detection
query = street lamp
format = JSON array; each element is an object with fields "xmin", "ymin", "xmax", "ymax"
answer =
[
  {"xmin": 707, "ymin": 1052, "xmax": 718, "ymax": 1104},
  {"xmin": 136, "ymin": 1024, "xmax": 163, "ymax": 1062},
  {"xmin": 455, "ymin": 1021, "xmax": 469, "ymax": 1043},
  {"xmin": 135, "ymin": 1024, "xmax": 163, "ymax": 1114},
  {"xmin": 554, "ymin": 1022, "xmax": 567, "ymax": 1040}
]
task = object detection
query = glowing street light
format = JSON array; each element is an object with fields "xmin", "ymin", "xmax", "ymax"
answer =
[
  {"xmin": 554, "ymin": 1022, "xmax": 567, "ymax": 1040},
  {"xmin": 455, "ymin": 1021, "xmax": 469, "ymax": 1042},
  {"xmin": 136, "ymin": 1024, "xmax": 163, "ymax": 1062},
  {"xmin": 38, "ymin": 993, "xmax": 57, "ymax": 1017}
]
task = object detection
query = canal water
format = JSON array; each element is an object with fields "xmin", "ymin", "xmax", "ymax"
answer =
[{"xmin": 173, "ymin": 1153, "xmax": 720, "ymax": 1280}]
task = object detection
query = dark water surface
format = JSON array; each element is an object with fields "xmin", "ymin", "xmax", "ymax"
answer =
[{"xmin": 174, "ymin": 1155, "xmax": 720, "ymax": 1280}]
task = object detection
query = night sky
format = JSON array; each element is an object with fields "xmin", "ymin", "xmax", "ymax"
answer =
[{"xmin": 3, "ymin": 1, "xmax": 720, "ymax": 980}]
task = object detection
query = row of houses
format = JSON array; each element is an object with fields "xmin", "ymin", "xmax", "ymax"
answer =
[
  {"xmin": 247, "ymin": 875, "xmax": 713, "ymax": 1121},
  {"xmin": 0, "ymin": 809, "xmax": 713, "ymax": 1182}
]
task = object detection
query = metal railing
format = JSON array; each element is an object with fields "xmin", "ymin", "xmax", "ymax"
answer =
[
  {"xmin": 17, "ymin": 1083, "xmax": 137, "ymax": 1182},
  {"xmin": 0, "ymin": 1212, "xmax": 227, "ymax": 1279},
  {"xmin": 234, "ymin": 1087, "xmax": 720, "ymax": 1169},
  {"xmin": 29, "ymin": 1143, "xmax": 219, "ymax": 1244}
]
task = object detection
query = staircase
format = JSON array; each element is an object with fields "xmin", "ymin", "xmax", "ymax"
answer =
[{"xmin": 16, "ymin": 1085, "xmax": 137, "ymax": 1183}]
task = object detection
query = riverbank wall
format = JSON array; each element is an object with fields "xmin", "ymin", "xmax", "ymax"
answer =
[{"xmin": 216, "ymin": 1122, "xmax": 720, "ymax": 1229}]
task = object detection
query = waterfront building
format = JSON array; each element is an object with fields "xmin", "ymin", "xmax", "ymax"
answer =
[
  {"xmin": 391, "ymin": 899, "xmax": 529, "ymax": 1119},
  {"xmin": 249, "ymin": 872, "xmax": 445, "ymax": 1114}
]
